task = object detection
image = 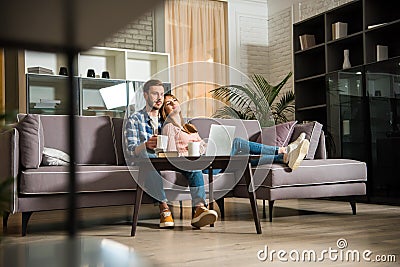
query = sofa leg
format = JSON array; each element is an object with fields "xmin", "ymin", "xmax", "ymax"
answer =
[
  {"xmin": 22, "ymin": 212, "xmax": 33, "ymax": 236},
  {"xmin": 268, "ymin": 200, "xmax": 275, "ymax": 222},
  {"xmin": 2, "ymin": 212, "xmax": 10, "ymax": 234},
  {"xmin": 349, "ymin": 200, "xmax": 357, "ymax": 215},
  {"xmin": 262, "ymin": 200, "xmax": 266, "ymax": 219},
  {"xmin": 216, "ymin": 198, "xmax": 224, "ymax": 219}
]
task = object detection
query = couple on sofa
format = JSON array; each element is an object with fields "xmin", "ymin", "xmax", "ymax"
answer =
[{"xmin": 125, "ymin": 79, "xmax": 310, "ymax": 230}]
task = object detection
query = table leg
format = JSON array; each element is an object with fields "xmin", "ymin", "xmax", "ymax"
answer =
[
  {"xmin": 208, "ymin": 166, "xmax": 214, "ymax": 227},
  {"xmin": 131, "ymin": 169, "xmax": 144, "ymax": 237},
  {"xmin": 244, "ymin": 162, "xmax": 262, "ymax": 234}
]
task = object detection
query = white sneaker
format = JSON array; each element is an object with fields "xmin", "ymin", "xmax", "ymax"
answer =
[
  {"xmin": 287, "ymin": 132, "xmax": 306, "ymax": 153},
  {"xmin": 287, "ymin": 139, "xmax": 309, "ymax": 170}
]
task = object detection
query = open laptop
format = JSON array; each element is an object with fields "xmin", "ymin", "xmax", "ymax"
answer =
[{"xmin": 205, "ymin": 124, "xmax": 236, "ymax": 156}]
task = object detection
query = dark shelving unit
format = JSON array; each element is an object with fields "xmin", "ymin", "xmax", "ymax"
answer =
[{"xmin": 293, "ymin": 0, "xmax": 400, "ymax": 203}]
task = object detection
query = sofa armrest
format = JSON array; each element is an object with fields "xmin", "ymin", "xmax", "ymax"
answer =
[
  {"xmin": 314, "ymin": 130, "xmax": 327, "ymax": 159},
  {"xmin": 0, "ymin": 128, "xmax": 20, "ymax": 213}
]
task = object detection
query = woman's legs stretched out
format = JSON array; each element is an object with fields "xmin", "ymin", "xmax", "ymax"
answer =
[{"xmin": 230, "ymin": 138, "xmax": 284, "ymax": 166}]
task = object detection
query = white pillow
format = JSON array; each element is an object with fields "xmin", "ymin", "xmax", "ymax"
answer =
[{"xmin": 41, "ymin": 147, "xmax": 70, "ymax": 166}]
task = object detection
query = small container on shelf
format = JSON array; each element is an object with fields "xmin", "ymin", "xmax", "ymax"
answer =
[
  {"xmin": 299, "ymin": 34, "xmax": 316, "ymax": 50},
  {"xmin": 332, "ymin": 22, "xmax": 348, "ymax": 40},
  {"xmin": 377, "ymin": 45, "xmax": 388, "ymax": 61}
]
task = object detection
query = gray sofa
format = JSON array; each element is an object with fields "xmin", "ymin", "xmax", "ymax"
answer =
[
  {"xmin": 0, "ymin": 114, "xmax": 144, "ymax": 236},
  {"xmin": 189, "ymin": 118, "xmax": 367, "ymax": 222},
  {"xmin": 0, "ymin": 114, "xmax": 367, "ymax": 236}
]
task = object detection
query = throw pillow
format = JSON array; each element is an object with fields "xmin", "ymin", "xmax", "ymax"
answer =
[
  {"xmin": 41, "ymin": 147, "xmax": 70, "ymax": 166},
  {"xmin": 290, "ymin": 121, "xmax": 323, "ymax": 160},
  {"xmin": 16, "ymin": 114, "xmax": 44, "ymax": 169},
  {"xmin": 257, "ymin": 121, "xmax": 297, "ymax": 147}
]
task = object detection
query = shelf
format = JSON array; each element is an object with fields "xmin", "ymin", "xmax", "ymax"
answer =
[
  {"xmin": 326, "ymin": 65, "xmax": 364, "ymax": 76},
  {"xmin": 295, "ymin": 73, "xmax": 325, "ymax": 83},
  {"xmin": 365, "ymin": 19, "xmax": 400, "ymax": 33},
  {"xmin": 294, "ymin": 43, "xmax": 325, "ymax": 55},
  {"xmin": 325, "ymin": 0, "xmax": 363, "ymax": 42},
  {"xmin": 364, "ymin": 0, "xmax": 400, "ymax": 30},
  {"xmin": 24, "ymin": 47, "xmax": 170, "ymax": 117},
  {"xmin": 294, "ymin": 45, "xmax": 325, "ymax": 80},
  {"xmin": 326, "ymin": 33, "xmax": 363, "ymax": 73},
  {"xmin": 326, "ymin": 31, "xmax": 363, "ymax": 45},
  {"xmin": 296, "ymin": 104, "xmax": 327, "ymax": 112},
  {"xmin": 365, "ymin": 20, "xmax": 400, "ymax": 64},
  {"xmin": 293, "ymin": 14, "xmax": 325, "ymax": 53},
  {"xmin": 364, "ymin": 56, "xmax": 400, "ymax": 74}
]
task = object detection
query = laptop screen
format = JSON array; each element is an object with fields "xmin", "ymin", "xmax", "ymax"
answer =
[{"xmin": 206, "ymin": 124, "xmax": 236, "ymax": 156}]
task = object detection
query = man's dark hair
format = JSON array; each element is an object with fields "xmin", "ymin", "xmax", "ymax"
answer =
[{"xmin": 143, "ymin": 79, "xmax": 164, "ymax": 93}]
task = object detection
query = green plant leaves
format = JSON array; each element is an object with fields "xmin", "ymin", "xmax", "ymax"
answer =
[{"xmin": 210, "ymin": 72, "xmax": 294, "ymax": 126}]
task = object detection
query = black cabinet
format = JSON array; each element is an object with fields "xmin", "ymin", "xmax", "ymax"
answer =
[
  {"xmin": 326, "ymin": 68, "xmax": 368, "ymax": 161},
  {"xmin": 293, "ymin": 0, "xmax": 400, "ymax": 202}
]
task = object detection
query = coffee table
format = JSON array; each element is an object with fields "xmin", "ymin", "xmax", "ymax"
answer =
[{"xmin": 130, "ymin": 155, "xmax": 262, "ymax": 236}]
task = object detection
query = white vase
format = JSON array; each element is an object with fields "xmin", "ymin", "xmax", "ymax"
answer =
[{"xmin": 343, "ymin": 49, "xmax": 351, "ymax": 69}]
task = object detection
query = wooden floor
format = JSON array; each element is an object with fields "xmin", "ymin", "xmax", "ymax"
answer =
[{"xmin": 2, "ymin": 198, "xmax": 400, "ymax": 266}]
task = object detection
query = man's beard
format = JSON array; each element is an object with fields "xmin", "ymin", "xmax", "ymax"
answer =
[{"xmin": 146, "ymin": 98, "xmax": 161, "ymax": 111}]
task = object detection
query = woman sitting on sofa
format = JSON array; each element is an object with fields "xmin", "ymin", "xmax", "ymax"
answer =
[{"xmin": 160, "ymin": 93, "xmax": 309, "ymax": 170}]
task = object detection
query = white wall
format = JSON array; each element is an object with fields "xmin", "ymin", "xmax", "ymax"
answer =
[
  {"xmin": 228, "ymin": 0, "xmax": 354, "ymax": 121},
  {"xmin": 228, "ymin": 0, "xmax": 269, "ymax": 84},
  {"xmin": 228, "ymin": 0, "xmax": 293, "ymax": 114}
]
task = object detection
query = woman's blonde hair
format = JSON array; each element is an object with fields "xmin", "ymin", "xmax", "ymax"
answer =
[{"xmin": 160, "ymin": 93, "xmax": 198, "ymax": 134}]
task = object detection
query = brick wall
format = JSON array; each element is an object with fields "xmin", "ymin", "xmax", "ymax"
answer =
[
  {"xmin": 239, "ymin": 16, "xmax": 269, "ymax": 79},
  {"xmin": 266, "ymin": 8, "xmax": 292, "ymax": 97},
  {"xmin": 97, "ymin": 12, "xmax": 154, "ymax": 52},
  {"xmin": 298, "ymin": 0, "xmax": 353, "ymax": 21}
]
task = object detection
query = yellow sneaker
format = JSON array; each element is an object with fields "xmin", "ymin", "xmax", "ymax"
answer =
[
  {"xmin": 191, "ymin": 207, "xmax": 218, "ymax": 228},
  {"xmin": 160, "ymin": 209, "xmax": 174, "ymax": 228}
]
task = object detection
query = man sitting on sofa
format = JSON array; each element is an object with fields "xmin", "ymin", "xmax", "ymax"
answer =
[{"xmin": 124, "ymin": 79, "xmax": 218, "ymax": 229}]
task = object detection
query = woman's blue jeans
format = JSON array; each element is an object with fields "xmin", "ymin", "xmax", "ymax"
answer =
[
  {"xmin": 138, "ymin": 149, "xmax": 206, "ymax": 207},
  {"xmin": 230, "ymin": 137, "xmax": 284, "ymax": 166}
]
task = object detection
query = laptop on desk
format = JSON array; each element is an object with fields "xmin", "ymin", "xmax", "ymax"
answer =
[{"xmin": 205, "ymin": 124, "xmax": 236, "ymax": 156}]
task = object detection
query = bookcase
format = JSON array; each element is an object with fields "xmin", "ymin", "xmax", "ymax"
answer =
[
  {"xmin": 293, "ymin": 0, "xmax": 400, "ymax": 202},
  {"xmin": 23, "ymin": 47, "xmax": 170, "ymax": 117}
]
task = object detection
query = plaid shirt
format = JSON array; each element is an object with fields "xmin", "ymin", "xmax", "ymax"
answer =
[{"xmin": 124, "ymin": 107, "xmax": 162, "ymax": 157}]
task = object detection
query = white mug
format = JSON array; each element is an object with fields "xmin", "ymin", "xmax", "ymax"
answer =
[
  {"xmin": 156, "ymin": 135, "xmax": 168, "ymax": 150},
  {"xmin": 188, "ymin": 141, "xmax": 201, "ymax": 156}
]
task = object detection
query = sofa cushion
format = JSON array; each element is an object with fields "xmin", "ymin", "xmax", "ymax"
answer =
[
  {"xmin": 19, "ymin": 165, "xmax": 138, "ymax": 194},
  {"xmin": 256, "ymin": 121, "xmax": 297, "ymax": 147},
  {"xmin": 290, "ymin": 121, "xmax": 323, "ymax": 159},
  {"xmin": 16, "ymin": 114, "xmax": 44, "ymax": 169},
  {"xmin": 234, "ymin": 159, "xmax": 367, "ymax": 195},
  {"xmin": 40, "ymin": 115, "xmax": 117, "ymax": 165},
  {"xmin": 41, "ymin": 147, "xmax": 70, "ymax": 166}
]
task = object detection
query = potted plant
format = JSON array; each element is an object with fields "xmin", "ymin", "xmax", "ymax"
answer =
[{"xmin": 210, "ymin": 72, "xmax": 294, "ymax": 127}]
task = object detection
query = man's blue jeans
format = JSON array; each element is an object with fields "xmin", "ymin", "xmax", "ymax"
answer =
[
  {"xmin": 138, "ymin": 149, "xmax": 206, "ymax": 207},
  {"xmin": 230, "ymin": 137, "xmax": 284, "ymax": 166}
]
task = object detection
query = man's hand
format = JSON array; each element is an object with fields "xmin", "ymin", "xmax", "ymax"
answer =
[{"xmin": 146, "ymin": 135, "xmax": 158, "ymax": 150}]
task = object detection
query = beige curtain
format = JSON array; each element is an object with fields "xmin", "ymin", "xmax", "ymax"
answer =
[{"xmin": 165, "ymin": 0, "xmax": 228, "ymax": 118}]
